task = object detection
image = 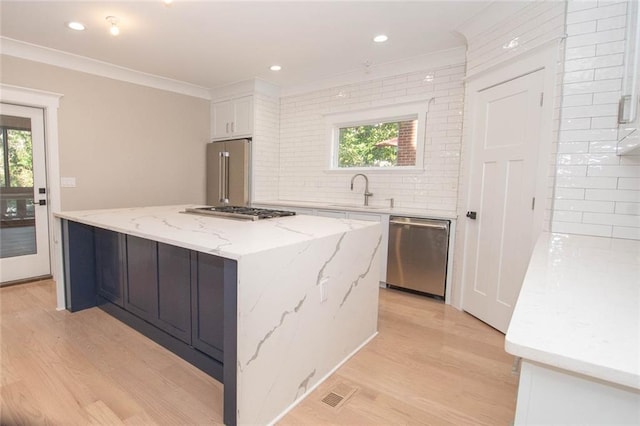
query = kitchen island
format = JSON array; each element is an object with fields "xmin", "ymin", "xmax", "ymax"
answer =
[
  {"xmin": 506, "ymin": 233, "xmax": 640, "ymax": 424},
  {"xmin": 56, "ymin": 205, "xmax": 382, "ymax": 425}
]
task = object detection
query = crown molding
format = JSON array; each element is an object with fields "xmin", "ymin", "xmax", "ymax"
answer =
[
  {"xmin": 209, "ymin": 78, "xmax": 280, "ymax": 101},
  {"xmin": 279, "ymin": 46, "xmax": 466, "ymax": 98},
  {"xmin": 0, "ymin": 37, "xmax": 211, "ymax": 100}
]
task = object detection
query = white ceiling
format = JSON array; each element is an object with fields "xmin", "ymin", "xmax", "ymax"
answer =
[{"xmin": 0, "ymin": 1, "xmax": 492, "ymax": 91}]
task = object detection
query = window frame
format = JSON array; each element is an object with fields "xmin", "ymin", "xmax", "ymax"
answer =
[{"xmin": 325, "ymin": 101, "xmax": 428, "ymax": 172}]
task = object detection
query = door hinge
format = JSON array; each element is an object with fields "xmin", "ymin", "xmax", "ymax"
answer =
[
  {"xmin": 540, "ymin": 92, "xmax": 544, "ymax": 107},
  {"xmin": 531, "ymin": 197, "xmax": 536, "ymax": 210}
]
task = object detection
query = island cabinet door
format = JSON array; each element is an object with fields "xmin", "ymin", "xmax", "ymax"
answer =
[
  {"xmin": 125, "ymin": 235, "xmax": 159, "ymax": 322},
  {"xmin": 157, "ymin": 243, "xmax": 192, "ymax": 344},
  {"xmin": 191, "ymin": 252, "xmax": 225, "ymax": 362},
  {"xmin": 95, "ymin": 228, "xmax": 125, "ymax": 307}
]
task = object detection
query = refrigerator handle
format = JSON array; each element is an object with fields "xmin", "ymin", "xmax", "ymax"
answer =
[
  {"xmin": 218, "ymin": 152, "xmax": 225, "ymax": 203},
  {"xmin": 224, "ymin": 152, "xmax": 230, "ymax": 203}
]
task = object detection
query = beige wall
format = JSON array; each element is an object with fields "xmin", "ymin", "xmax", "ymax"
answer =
[{"xmin": 1, "ymin": 55, "xmax": 210, "ymax": 211}]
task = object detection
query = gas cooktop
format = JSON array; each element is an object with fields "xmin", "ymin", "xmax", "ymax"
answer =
[{"xmin": 182, "ymin": 206, "xmax": 296, "ymax": 221}]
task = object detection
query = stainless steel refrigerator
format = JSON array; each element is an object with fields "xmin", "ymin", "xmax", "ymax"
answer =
[{"xmin": 206, "ymin": 139, "xmax": 250, "ymax": 206}]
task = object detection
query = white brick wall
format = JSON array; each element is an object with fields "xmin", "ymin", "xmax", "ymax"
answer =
[
  {"xmin": 552, "ymin": 0, "xmax": 640, "ymax": 240},
  {"xmin": 274, "ymin": 64, "xmax": 465, "ymax": 212},
  {"xmin": 252, "ymin": 93, "xmax": 280, "ymax": 201}
]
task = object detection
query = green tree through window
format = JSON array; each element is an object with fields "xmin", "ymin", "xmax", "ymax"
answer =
[{"xmin": 338, "ymin": 122, "xmax": 398, "ymax": 167}]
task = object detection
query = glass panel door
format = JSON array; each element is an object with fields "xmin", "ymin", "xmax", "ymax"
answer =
[{"xmin": 0, "ymin": 104, "xmax": 50, "ymax": 284}]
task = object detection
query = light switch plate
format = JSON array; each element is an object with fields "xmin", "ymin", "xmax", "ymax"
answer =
[{"xmin": 61, "ymin": 177, "xmax": 76, "ymax": 187}]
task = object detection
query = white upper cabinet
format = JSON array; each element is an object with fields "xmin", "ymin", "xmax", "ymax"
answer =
[{"xmin": 211, "ymin": 95, "xmax": 253, "ymax": 140}]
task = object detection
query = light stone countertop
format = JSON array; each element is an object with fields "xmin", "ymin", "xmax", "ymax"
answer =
[
  {"xmin": 55, "ymin": 204, "xmax": 379, "ymax": 261},
  {"xmin": 505, "ymin": 233, "xmax": 640, "ymax": 390},
  {"xmin": 252, "ymin": 199, "xmax": 458, "ymax": 220}
]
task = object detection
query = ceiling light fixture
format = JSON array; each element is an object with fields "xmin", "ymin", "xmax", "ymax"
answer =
[
  {"xmin": 67, "ymin": 22, "xmax": 86, "ymax": 31},
  {"xmin": 373, "ymin": 34, "xmax": 388, "ymax": 43},
  {"xmin": 164, "ymin": 0, "xmax": 173, "ymax": 4},
  {"xmin": 270, "ymin": 65, "xmax": 282, "ymax": 71},
  {"xmin": 106, "ymin": 16, "xmax": 120, "ymax": 36}
]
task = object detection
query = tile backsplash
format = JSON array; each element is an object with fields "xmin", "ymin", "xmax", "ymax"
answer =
[
  {"xmin": 275, "ymin": 63, "xmax": 465, "ymax": 213},
  {"xmin": 552, "ymin": 0, "xmax": 640, "ymax": 240}
]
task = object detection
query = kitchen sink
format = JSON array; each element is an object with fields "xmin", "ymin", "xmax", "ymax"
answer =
[{"xmin": 327, "ymin": 204, "xmax": 386, "ymax": 210}]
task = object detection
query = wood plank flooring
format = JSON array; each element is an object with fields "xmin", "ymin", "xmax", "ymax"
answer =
[{"xmin": 0, "ymin": 280, "xmax": 517, "ymax": 425}]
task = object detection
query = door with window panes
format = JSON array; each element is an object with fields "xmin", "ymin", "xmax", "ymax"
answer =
[{"xmin": 0, "ymin": 103, "xmax": 50, "ymax": 284}]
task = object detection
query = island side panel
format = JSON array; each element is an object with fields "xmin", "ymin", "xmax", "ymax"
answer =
[
  {"xmin": 223, "ymin": 258, "xmax": 238, "ymax": 426},
  {"xmin": 62, "ymin": 219, "xmax": 98, "ymax": 312},
  {"xmin": 235, "ymin": 224, "xmax": 381, "ymax": 425}
]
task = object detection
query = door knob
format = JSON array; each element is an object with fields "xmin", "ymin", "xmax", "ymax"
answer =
[{"xmin": 466, "ymin": 211, "xmax": 477, "ymax": 220}]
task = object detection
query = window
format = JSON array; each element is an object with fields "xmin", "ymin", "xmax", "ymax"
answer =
[
  {"xmin": 338, "ymin": 118, "xmax": 417, "ymax": 168},
  {"xmin": 327, "ymin": 102, "xmax": 427, "ymax": 171}
]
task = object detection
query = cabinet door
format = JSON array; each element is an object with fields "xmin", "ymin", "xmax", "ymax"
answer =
[
  {"xmin": 157, "ymin": 243, "xmax": 192, "ymax": 344},
  {"xmin": 95, "ymin": 228, "xmax": 125, "ymax": 307},
  {"xmin": 212, "ymin": 100, "xmax": 233, "ymax": 139},
  {"xmin": 125, "ymin": 235, "xmax": 158, "ymax": 322},
  {"xmin": 232, "ymin": 96, "xmax": 253, "ymax": 136},
  {"xmin": 192, "ymin": 252, "xmax": 225, "ymax": 361}
]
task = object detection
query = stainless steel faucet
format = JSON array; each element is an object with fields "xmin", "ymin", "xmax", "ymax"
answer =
[{"xmin": 350, "ymin": 173, "xmax": 373, "ymax": 206}]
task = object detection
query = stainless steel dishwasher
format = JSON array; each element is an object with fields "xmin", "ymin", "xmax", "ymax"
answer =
[{"xmin": 386, "ymin": 216, "xmax": 449, "ymax": 299}]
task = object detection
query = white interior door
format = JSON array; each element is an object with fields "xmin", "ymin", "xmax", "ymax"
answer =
[
  {"xmin": 0, "ymin": 103, "xmax": 50, "ymax": 284},
  {"xmin": 462, "ymin": 70, "xmax": 544, "ymax": 333}
]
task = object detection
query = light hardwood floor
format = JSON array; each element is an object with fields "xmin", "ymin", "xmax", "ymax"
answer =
[{"xmin": 0, "ymin": 280, "xmax": 517, "ymax": 425}]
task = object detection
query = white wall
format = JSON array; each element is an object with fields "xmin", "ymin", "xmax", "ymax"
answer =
[
  {"xmin": 552, "ymin": 0, "xmax": 640, "ymax": 240},
  {"xmin": 275, "ymin": 62, "xmax": 465, "ymax": 213}
]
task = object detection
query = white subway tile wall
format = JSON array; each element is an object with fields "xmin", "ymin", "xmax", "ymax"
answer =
[
  {"xmin": 252, "ymin": 93, "xmax": 280, "ymax": 201},
  {"xmin": 276, "ymin": 64, "xmax": 465, "ymax": 212},
  {"xmin": 465, "ymin": 2, "xmax": 566, "ymax": 78},
  {"xmin": 552, "ymin": 0, "xmax": 640, "ymax": 240}
]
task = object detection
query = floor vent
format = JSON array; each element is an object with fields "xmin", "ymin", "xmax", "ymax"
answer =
[
  {"xmin": 321, "ymin": 392, "xmax": 343, "ymax": 408},
  {"xmin": 320, "ymin": 383, "xmax": 358, "ymax": 410}
]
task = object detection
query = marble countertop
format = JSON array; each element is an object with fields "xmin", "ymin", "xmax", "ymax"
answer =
[
  {"xmin": 252, "ymin": 199, "xmax": 458, "ymax": 220},
  {"xmin": 505, "ymin": 233, "xmax": 640, "ymax": 390},
  {"xmin": 55, "ymin": 205, "xmax": 379, "ymax": 261}
]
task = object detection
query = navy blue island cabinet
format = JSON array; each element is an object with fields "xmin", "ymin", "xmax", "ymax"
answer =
[{"xmin": 61, "ymin": 219, "xmax": 237, "ymax": 426}]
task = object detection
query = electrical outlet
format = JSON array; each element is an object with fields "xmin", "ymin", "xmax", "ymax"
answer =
[{"xmin": 320, "ymin": 278, "xmax": 329, "ymax": 303}]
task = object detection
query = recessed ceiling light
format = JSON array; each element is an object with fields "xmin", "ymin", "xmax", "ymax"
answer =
[
  {"xmin": 373, "ymin": 34, "xmax": 388, "ymax": 43},
  {"xmin": 163, "ymin": 0, "xmax": 173, "ymax": 4},
  {"xmin": 270, "ymin": 65, "xmax": 282, "ymax": 71},
  {"xmin": 67, "ymin": 22, "xmax": 85, "ymax": 31}
]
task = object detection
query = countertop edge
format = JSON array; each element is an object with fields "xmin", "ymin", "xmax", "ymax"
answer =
[
  {"xmin": 55, "ymin": 209, "xmax": 242, "ymax": 260},
  {"xmin": 505, "ymin": 338, "xmax": 640, "ymax": 391},
  {"xmin": 252, "ymin": 199, "xmax": 458, "ymax": 220},
  {"xmin": 505, "ymin": 232, "xmax": 640, "ymax": 391}
]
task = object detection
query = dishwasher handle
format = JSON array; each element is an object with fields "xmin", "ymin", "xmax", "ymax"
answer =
[{"xmin": 389, "ymin": 219, "xmax": 448, "ymax": 230}]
